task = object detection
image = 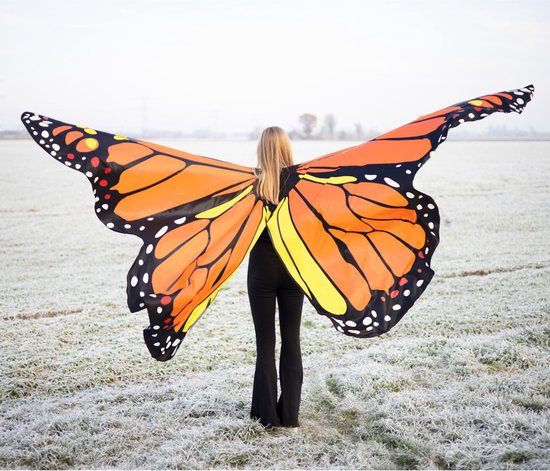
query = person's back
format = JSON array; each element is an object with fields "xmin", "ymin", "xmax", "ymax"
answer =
[{"xmin": 248, "ymin": 127, "xmax": 304, "ymax": 430}]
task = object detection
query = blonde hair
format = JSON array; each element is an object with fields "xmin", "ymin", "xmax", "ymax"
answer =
[{"xmin": 255, "ymin": 126, "xmax": 294, "ymax": 204}]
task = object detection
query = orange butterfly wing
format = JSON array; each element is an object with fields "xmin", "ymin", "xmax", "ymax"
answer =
[
  {"xmin": 300, "ymin": 86, "xmax": 534, "ymax": 172},
  {"xmin": 268, "ymin": 85, "xmax": 534, "ymax": 336},
  {"xmin": 21, "ymin": 112, "xmax": 267, "ymax": 361}
]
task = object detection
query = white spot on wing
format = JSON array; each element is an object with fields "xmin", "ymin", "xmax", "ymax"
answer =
[
  {"xmin": 155, "ymin": 226, "xmax": 168, "ymax": 238},
  {"xmin": 384, "ymin": 177, "xmax": 400, "ymax": 188}
]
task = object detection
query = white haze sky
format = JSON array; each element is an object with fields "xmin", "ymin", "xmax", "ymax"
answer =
[{"xmin": 1, "ymin": 0, "xmax": 549, "ymax": 135}]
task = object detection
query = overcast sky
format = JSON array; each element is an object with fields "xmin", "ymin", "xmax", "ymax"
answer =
[{"xmin": 1, "ymin": 0, "xmax": 548, "ymax": 135}]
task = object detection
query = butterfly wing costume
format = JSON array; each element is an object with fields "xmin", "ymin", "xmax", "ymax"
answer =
[{"xmin": 21, "ymin": 84, "xmax": 534, "ymax": 361}]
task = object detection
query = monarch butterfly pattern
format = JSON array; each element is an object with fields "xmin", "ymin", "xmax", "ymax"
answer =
[
  {"xmin": 21, "ymin": 84, "xmax": 534, "ymax": 361},
  {"xmin": 268, "ymin": 84, "xmax": 534, "ymax": 338}
]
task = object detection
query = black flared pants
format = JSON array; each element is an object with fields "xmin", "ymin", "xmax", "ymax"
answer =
[{"xmin": 247, "ymin": 235, "xmax": 305, "ymax": 428}]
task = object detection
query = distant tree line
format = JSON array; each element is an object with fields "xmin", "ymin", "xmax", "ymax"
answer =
[
  {"xmin": 249, "ymin": 113, "xmax": 381, "ymax": 141},
  {"xmin": 4, "ymin": 118, "xmax": 549, "ymax": 141},
  {"xmin": 248, "ymin": 113, "xmax": 550, "ymax": 142},
  {"xmin": 292, "ymin": 113, "xmax": 380, "ymax": 141}
]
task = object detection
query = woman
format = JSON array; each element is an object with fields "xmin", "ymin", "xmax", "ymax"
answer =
[{"xmin": 248, "ymin": 127, "xmax": 304, "ymax": 431}]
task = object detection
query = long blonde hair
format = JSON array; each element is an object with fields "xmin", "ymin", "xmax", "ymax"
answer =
[{"xmin": 255, "ymin": 126, "xmax": 294, "ymax": 204}]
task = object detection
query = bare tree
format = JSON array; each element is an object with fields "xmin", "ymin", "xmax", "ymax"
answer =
[
  {"xmin": 337, "ymin": 129, "xmax": 349, "ymax": 140},
  {"xmin": 323, "ymin": 113, "xmax": 336, "ymax": 139},
  {"xmin": 354, "ymin": 122, "xmax": 365, "ymax": 140},
  {"xmin": 298, "ymin": 113, "xmax": 318, "ymax": 139}
]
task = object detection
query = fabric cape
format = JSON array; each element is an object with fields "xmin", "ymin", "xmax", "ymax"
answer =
[{"xmin": 21, "ymin": 84, "xmax": 534, "ymax": 361}]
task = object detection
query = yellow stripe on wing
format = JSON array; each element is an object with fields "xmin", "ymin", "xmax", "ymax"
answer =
[
  {"xmin": 268, "ymin": 197, "xmax": 347, "ymax": 315},
  {"xmin": 268, "ymin": 200, "xmax": 312, "ymax": 298},
  {"xmin": 299, "ymin": 174, "xmax": 357, "ymax": 184},
  {"xmin": 195, "ymin": 185, "xmax": 253, "ymax": 219}
]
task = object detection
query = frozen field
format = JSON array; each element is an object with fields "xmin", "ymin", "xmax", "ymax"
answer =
[{"xmin": 0, "ymin": 139, "xmax": 549, "ymax": 469}]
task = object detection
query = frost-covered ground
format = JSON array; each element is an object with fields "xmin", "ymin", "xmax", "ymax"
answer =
[{"xmin": 0, "ymin": 139, "xmax": 549, "ymax": 470}]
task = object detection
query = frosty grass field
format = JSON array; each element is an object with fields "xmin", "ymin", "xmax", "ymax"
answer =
[{"xmin": 0, "ymin": 138, "xmax": 549, "ymax": 470}]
